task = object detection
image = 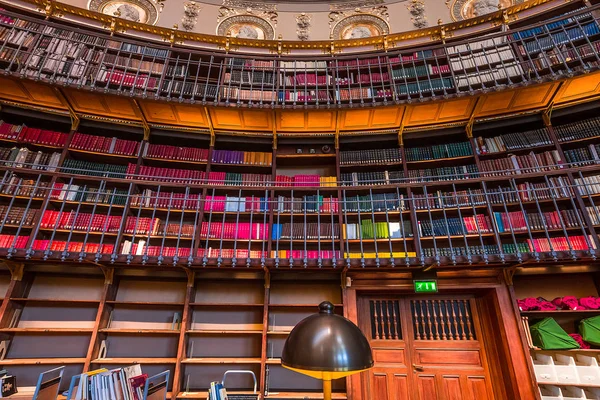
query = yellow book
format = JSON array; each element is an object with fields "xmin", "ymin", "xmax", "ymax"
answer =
[{"xmin": 86, "ymin": 368, "xmax": 109, "ymax": 376}]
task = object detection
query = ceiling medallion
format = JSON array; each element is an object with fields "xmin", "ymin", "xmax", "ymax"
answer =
[
  {"xmin": 181, "ymin": 1, "xmax": 201, "ymax": 31},
  {"xmin": 449, "ymin": 0, "xmax": 525, "ymax": 21},
  {"xmin": 88, "ymin": 0, "xmax": 160, "ymax": 24},
  {"xmin": 217, "ymin": 5, "xmax": 278, "ymax": 39},
  {"xmin": 329, "ymin": 7, "xmax": 390, "ymax": 40}
]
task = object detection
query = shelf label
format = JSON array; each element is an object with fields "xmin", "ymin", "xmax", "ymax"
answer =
[{"xmin": 414, "ymin": 280, "xmax": 438, "ymax": 293}]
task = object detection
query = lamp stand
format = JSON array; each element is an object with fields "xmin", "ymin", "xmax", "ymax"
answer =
[{"xmin": 323, "ymin": 378, "xmax": 332, "ymax": 400}]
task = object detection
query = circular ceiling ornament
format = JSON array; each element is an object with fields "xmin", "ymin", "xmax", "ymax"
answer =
[
  {"xmin": 88, "ymin": 0, "xmax": 159, "ymax": 24},
  {"xmin": 216, "ymin": 15, "xmax": 275, "ymax": 40},
  {"xmin": 331, "ymin": 14, "xmax": 389, "ymax": 40},
  {"xmin": 449, "ymin": 0, "xmax": 524, "ymax": 21}
]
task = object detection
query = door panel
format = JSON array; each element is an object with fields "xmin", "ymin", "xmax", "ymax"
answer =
[
  {"xmin": 358, "ymin": 295, "xmax": 496, "ymax": 400},
  {"xmin": 415, "ymin": 375, "xmax": 438, "ymax": 400}
]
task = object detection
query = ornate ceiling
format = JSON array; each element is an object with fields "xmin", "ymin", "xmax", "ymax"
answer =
[{"xmin": 71, "ymin": 0, "xmax": 534, "ymax": 40}]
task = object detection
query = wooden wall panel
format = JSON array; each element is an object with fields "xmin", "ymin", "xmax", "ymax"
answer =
[
  {"xmin": 139, "ymin": 102, "xmax": 208, "ymax": 127},
  {"xmin": 405, "ymin": 103, "xmax": 442, "ymax": 126},
  {"xmin": 65, "ymin": 90, "xmax": 139, "ymax": 120},
  {"xmin": 307, "ymin": 110, "xmax": 335, "ymax": 130},
  {"xmin": 277, "ymin": 111, "xmax": 305, "ymax": 130},
  {"xmin": 338, "ymin": 107, "xmax": 404, "ymax": 130},
  {"xmin": 0, "ymin": 77, "xmax": 35, "ymax": 103},
  {"xmin": 477, "ymin": 92, "xmax": 515, "ymax": 116},
  {"xmin": 19, "ymin": 82, "xmax": 66, "ymax": 109},
  {"xmin": 436, "ymin": 98, "xmax": 476, "ymax": 122},
  {"xmin": 339, "ymin": 109, "xmax": 372, "ymax": 130},
  {"xmin": 476, "ymin": 83, "xmax": 557, "ymax": 117},
  {"xmin": 556, "ymin": 73, "xmax": 600, "ymax": 104},
  {"xmin": 209, "ymin": 109, "xmax": 272, "ymax": 131}
]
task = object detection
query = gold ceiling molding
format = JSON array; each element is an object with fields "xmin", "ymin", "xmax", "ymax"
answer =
[
  {"xmin": 7, "ymin": 0, "xmax": 563, "ymax": 52},
  {"xmin": 1, "ymin": 71, "xmax": 600, "ymax": 137}
]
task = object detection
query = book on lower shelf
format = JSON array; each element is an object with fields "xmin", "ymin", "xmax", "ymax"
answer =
[{"xmin": 476, "ymin": 128, "xmax": 552, "ymax": 154}]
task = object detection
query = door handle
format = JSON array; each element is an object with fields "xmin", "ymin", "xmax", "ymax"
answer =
[{"xmin": 413, "ymin": 364, "xmax": 424, "ymax": 372}]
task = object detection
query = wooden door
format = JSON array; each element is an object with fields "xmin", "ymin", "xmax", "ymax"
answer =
[{"xmin": 358, "ymin": 295, "xmax": 496, "ymax": 400}]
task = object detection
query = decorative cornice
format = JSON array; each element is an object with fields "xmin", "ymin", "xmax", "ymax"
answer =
[{"xmin": 7, "ymin": 0, "xmax": 565, "ymax": 53}]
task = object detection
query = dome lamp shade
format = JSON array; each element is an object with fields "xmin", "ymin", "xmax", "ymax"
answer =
[{"xmin": 281, "ymin": 301, "xmax": 374, "ymax": 400}]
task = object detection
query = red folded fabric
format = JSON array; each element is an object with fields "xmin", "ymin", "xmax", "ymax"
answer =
[
  {"xmin": 521, "ymin": 297, "xmax": 542, "ymax": 311},
  {"xmin": 539, "ymin": 301, "xmax": 557, "ymax": 311},
  {"xmin": 569, "ymin": 333, "xmax": 591, "ymax": 349},
  {"xmin": 553, "ymin": 296, "xmax": 585, "ymax": 310},
  {"xmin": 580, "ymin": 297, "xmax": 600, "ymax": 310}
]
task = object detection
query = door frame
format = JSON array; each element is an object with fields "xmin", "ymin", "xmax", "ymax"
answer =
[{"xmin": 342, "ymin": 274, "xmax": 539, "ymax": 400}]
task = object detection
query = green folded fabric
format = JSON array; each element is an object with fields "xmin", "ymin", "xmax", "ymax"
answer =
[
  {"xmin": 530, "ymin": 317, "xmax": 580, "ymax": 350},
  {"xmin": 580, "ymin": 315, "xmax": 600, "ymax": 346}
]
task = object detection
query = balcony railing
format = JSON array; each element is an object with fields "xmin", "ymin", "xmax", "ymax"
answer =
[
  {"xmin": 0, "ymin": 5, "xmax": 599, "ymax": 107},
  {"xmin": 0, "ymin": 159, "xmax": 599, "ymax": 268}
]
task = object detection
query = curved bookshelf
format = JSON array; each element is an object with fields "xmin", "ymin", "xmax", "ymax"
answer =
[{"xmin": 0, "ymin": 4, "xmax": 599, "ymax": 108}]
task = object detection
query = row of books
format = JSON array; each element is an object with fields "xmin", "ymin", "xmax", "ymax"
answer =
[
  {"xmin": 51, "ymin": 183, "xmax": 128, "ymax": 205},
  {"xmin": 110, "ymin": 41, "xmax": 169, "ymax": 58},
  {"xmin": 412, "ymin": 189, "xmax": 486, "ymax": 210},
  {"xmin": 344, "ymin": 251, "xmax": 417, "ymax": 259},
  {"xmin": 405, "ymin": 141, "xmax": 472, "ymax": 162},
  {"xmin": 70, "ymin": 132, "xmax": 141, "ymax": 156},
  {"xmin": 131, "ymin": 190, "xmax": 200, "ymax": 210},
  {"xmin": 342, "ymin": 221, "xmax": 413, "ymax": 240},
  {"xmin": 229, "ymin": 58, "xmax": 275, "ymax": 69},
  {"xmin": 420, "ymin": 243, "xmax": 530, "ymax": 258},
  {"xmin": 200, "ymin": 222, "xmax": 269, "ymax": 240},
  {"xmin": 391, "ymin": 64, "xmax": 450, "ymax": 80},
  {"xmin": 0, "ymin": 234, "xmax": 27, "ymax": 249},
  {"xmin": 0, "ymin": 122, "xmax": 68, "ymax": 147},
  {"xmin": 280, "ymin": 60, "xmax": 327, "ymax": 70},
  {"xmin": 485, "ymin": 178, "xmax": 574, "ymax": 204},
  {"xmin": 454, "ymin": 62, "xmax": 524, "ymax": 89},
  {"xmin": 279, "ymin": 73, "xmax": 332, "ymax": 86},
  {"xmin": 142, "ymin": 142, "xmax": 209, "ymax": 163},
  {"xmin": 396, "ymin": 78, "xmax": 454, "ymax": 95},
  {"xmin": 335, "ymin": 72, "xmax": 390, "ymax": 85},
  {"xmin": 211, "ymin": 149, "xmax": 272, "ymax": 166},
  {"xmin": 274, "ymin": 175, "xmax": 337, "ymax": 187},
  {"xmin": 204, "ymin": 195, "xmax": 269, "ymax": 213},
  {"xmin": 0, "ymin": 147, "xmax": 60, "ymax": 170},
  {"xmin": 121, "ymin": 239, "xmax": 192, "ymax": 257},
  {"xmin": 335, "ymin": 88, "xmax": 392, "ymax": 100},
  {"xmin": 449, "ymin": 45, "xmax": 514, "ymax": 72},
  {"xmin": 279, "ymin": 90, "xmax": 331, "ymax": 102},
  {"xmin": 343, "ymin": 193, "xmax": 406, "ymax": 213},
  {"xmin": 223, "ymin": 70, "xmax": 275, "ymax": 86},
  {"xmin": 271, "ymin": 223, "xmax": 340, "ymax": 240},
  {"xmin": 479, "ymin": 150, "xmax": 563, "ymax": 176},
  {"xmin": 69, "ymin": 365, "xmax": 150, "ymax": 400},
  {"xmin": 0, "ymin": 205, "xmax": 37, "ymax": 226},
  {"xmin": 447, "ymin": 36, "xmax": 508, "ymax": 54},
  {"xmin": 476, "ymin": 128, "xmax": 552, "ymax": 154},
  {"xmin": 574, "ymin": 174, "xmax": 600, "ymax": 195},
  {"xmin": 272, "ymin": 250, "xmax": 341, "ymax": 259},
  {"xmin": 40, "ymin": 210, "xmax": 122, "ymax": 232},
  {"xmin": 340, "ymin": 148, "xmax": 402, "ymax": 165},
  {"xmin": 273, "ymin": 195, "xmax": 339, "ymax": 213},
  {"xmin": 554, "ymin": 116, "xmax": 600, "ymax": 143},
  {"xmin": 406, "ymin": 165, "xmax": 479, "ymax": 182},
  {"xmin": 0, "ymin": 173, "xmax": 50, "ymax": 197},
  {"xmin": 517, "ymin": 22, "xmax": 600, "ymax": 54},
  {"xmin": 340, "ymin": 170, "xmax": 404, "ymax": 186},
  {"xmin": 62, "ymin": 159, "xmax": 128, "ymax": 178},
  {"xmin": 221, "ymin": 87, "xmax": 277, "ymax": 102},
  {"xmin": 526, "ymin": 235, "xmax": 594, "ymax": 252},
  {"xmin": 563, "ymin": 144, "xmax": 600, "ymax": 166},
  {"xmin": 95, "ymin": 67, "xmax": 159, "ymax": 90},
  {"xmin": 31, "ymin": 239, "xmax": 115, "ymax": 254},
  {"xmin": 160, "ymin": 81, "xmax": 218, "ymax": 98},
  {"xmin": 492, "ymin": 209, "xmax": 582, "ymax": 232},
  {"xmin": 101, "ymin": 53, "xmax": 167, "ymax": 75},
  {"xmin": 511, "ymin": 8, "xmax": 592, "ymax": 40},
  {"xmin": 416, "ymin": 215, "xmax": 494, "ymax": 237}
]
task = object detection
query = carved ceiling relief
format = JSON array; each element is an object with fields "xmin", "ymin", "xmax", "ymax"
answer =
[
  {"xmin": 448, "ymin": 0, "xmax": 525, "ymax": 21},
  {"xmin": 216, "ymin": 2, "xmax": 278, "ymax": 39},
  {"xmin": 328, "ymin": 6, "xmax": 390, "ymax": 40},
  {"xmin": 296, "ymin": 13, "xmax": 311, "ymax": 41},
  {"xmin": 407, "ymin": 0, "xmax": 428, "ymax": 28},
  {"xmin": 181, "ymin": 0, "xmax": 201, "ymax": 31}
]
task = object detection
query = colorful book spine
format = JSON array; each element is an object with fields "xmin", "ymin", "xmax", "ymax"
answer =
[
  {"xmin": 143, "ymin": 143, "xmax": 208, "ymax": 162},
  {"xmin": 70, "ymin": 133, "xmax": 140, "ymax": 156}
]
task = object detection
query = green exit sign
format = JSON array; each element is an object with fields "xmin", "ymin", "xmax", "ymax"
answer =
[{"xmin": 414, "ymin": 280, "xmax": 438, "ymax": 293}]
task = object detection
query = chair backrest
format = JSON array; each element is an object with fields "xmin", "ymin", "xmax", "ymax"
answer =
[
  {"xmin": 142, "ymin": 370, "xmax": 170, "ymax": 400},
  {"xmin": 32, "ymin": 366, "xmax": 65, "ymax": 400}
]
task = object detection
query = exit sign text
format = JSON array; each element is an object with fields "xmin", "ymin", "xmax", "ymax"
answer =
[{"xmin": 414, "ymin": 280, "xmax": 438, "ymax": 293}]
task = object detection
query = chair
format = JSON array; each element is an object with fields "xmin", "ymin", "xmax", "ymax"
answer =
[{"xmin": 32, "ymin": 366, "xmax": 65, "ymax": 400}]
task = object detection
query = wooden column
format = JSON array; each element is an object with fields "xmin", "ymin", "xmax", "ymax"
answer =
[{"xmin": 171, "ymin": 269, "xmax": 195, "ymax": 399}]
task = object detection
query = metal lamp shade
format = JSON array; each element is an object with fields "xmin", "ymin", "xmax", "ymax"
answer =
[{"xmin": 281, "ymin": 301, "xmax": 374, "ymax": 381}]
